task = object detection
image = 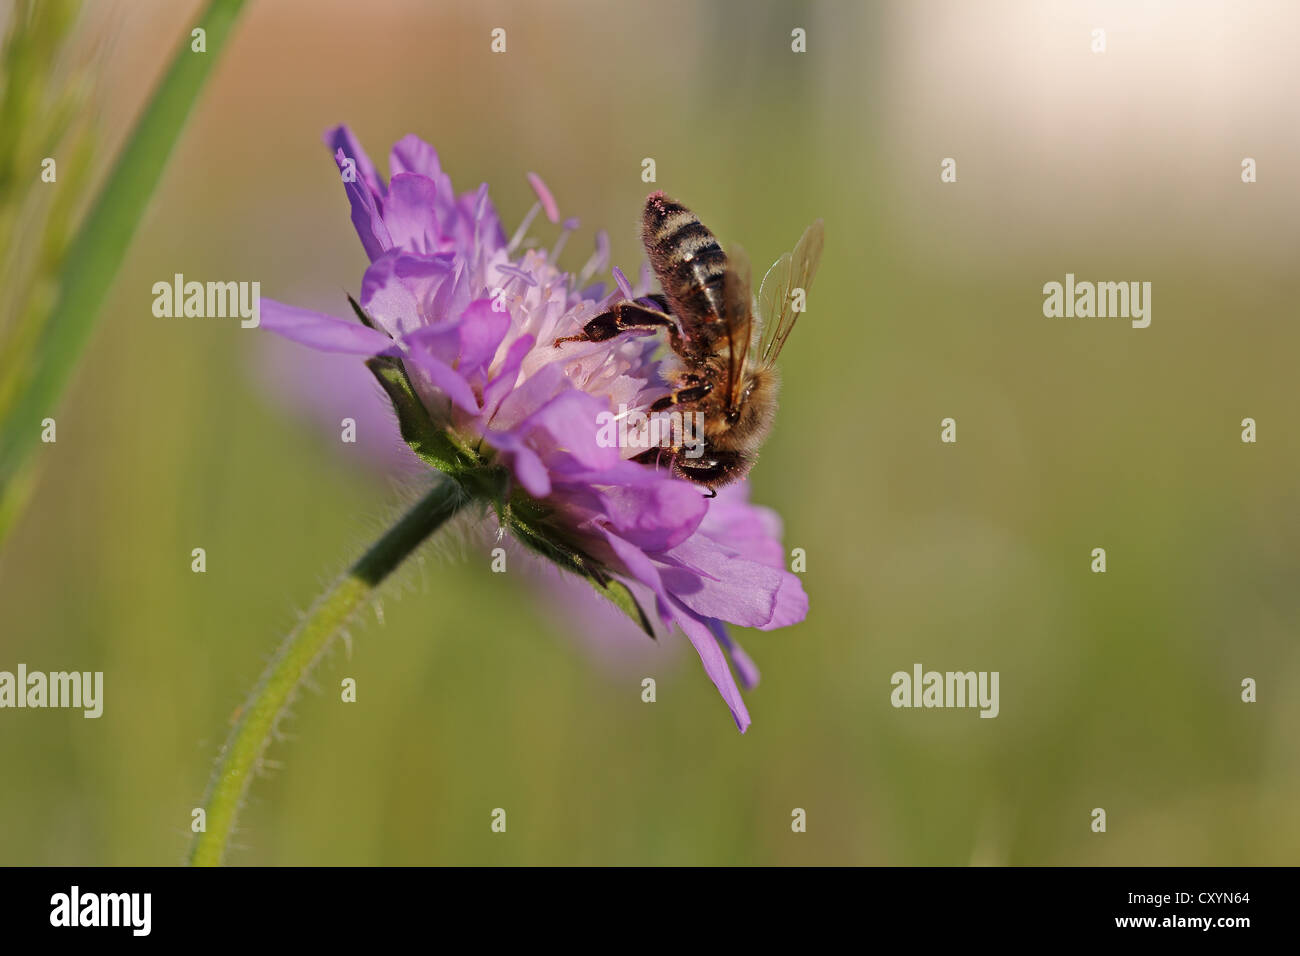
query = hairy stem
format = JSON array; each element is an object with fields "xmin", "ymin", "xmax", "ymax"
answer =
[{"xmin": 188, "ymin": 479, "xmax": 468, "ymax": 866}]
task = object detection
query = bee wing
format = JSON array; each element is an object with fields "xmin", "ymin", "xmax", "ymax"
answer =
[
  {"xmin": 722, "ymin": 243, "xmax": 755, "ymax": 412},
  {"xmin": 756, "ymin": 250, "xmax": 792, "ymax": 361},
  {"xmin": 758, "ymin": 218, "xmax": 824, "ymax": 368}
]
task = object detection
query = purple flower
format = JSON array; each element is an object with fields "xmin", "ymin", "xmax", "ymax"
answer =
[{"xmin": 262, "ymin": 127, "xmax": 807, "ymax": 732}]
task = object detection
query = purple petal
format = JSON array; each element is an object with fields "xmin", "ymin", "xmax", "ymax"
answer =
[
  {"xmin": 601, "ymin": 528, "xmax": 667, "ymax": 595},
  {"xmin": 591, "ymin": 481, "xmax": 707, "ymax": 553},
  {"xmin": 487, "ymin": 431, "xmax": 551, "ymax": 497},
  {"xmin": 325, "ymin": 125, "xmax": 386, "ymax": 196},
  {"xmin": 261, "ymin": 299, "xmax": 395, "ymax": 354},
  {"xmin": 495, "ymin": 390, "xmax": 623, "ymax": 482},
  {"xmin": 672, "ymin": 600, "xmax": 751, "ymax": 733},
  {"xmin": 396, "ymin": 253, "xmax": 457, "ymax": 313},
  {"xmin": 357, "ymin": 254, "xmax": 461, "ymax": 350},
  {"xmin": 708, "ymin": 619, "xmax": 760, "ymax": 690},
  {"xmin": 326, "ymin": 127, "xmax": 392, "ymax": 262},
  {"xmin": 511, "ymin": 445, "xmax": 551, "ymax": 497},
  {"xmin": 699, "ymin": 483, "xmax": 786, "ymax": 569},
  {"xmin": 402, "ymin": 299, "xmax": 509, "ymax": 383},
  {"xmin": 599, "ymin": 528, "xmax": 676, "ymax": 631},
  {"xmin": 389, "ymin": 134, "xmax": 444, "ymax": 180},
  {"xmin": 401, "ymin": 344, "xmax": 480, "ymax": 413},
  {"xmin": 462, "ymin": 183, "xmax": 508, "ymax": 253},
  {"xmin": 490, "ymin": 361, "xmax": 569, "ymax": 433},
  {"xmin": 432, "ymin": 257, "xmax": 473, "ymax": 323},
  {"xmin": 757, "ymin": 571, "xmax": 809, "ymax": 631},
  {"xmin": 455, "ymin": 300, "xmax": 512, "ymax": 374},
  {"xmin": 481, "ymin": 335, "xmax": 534, "ymax": 421},
  {"xmin": 383, "ymin": 174, "xmax": 441, "ymax": 253},
  {"xmin": 360, "ymin": 254, "xmax": 427, "ymax": 338},
  {"xmin": 657, "ymin": 534, "xmax": 790, "ymax": 628}
]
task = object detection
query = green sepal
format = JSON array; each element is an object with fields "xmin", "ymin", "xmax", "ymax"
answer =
[
  {"xmin": 347, "ymin": 293, "xmax": 380, "ymax": 331},
  {"xmin": 365, "ymin": 355, "xmax": 475, "ymax": 476},
  {"xmin": 356, "ymin": 293, "xmax": 655, "ymax": 639},
  {"xmin": 590, "ymin": 576, "xmax": 656, "ymax": 639},
  {"xmin": 503, "ymin": 495, "xmax": 656, "ymax": 639}
]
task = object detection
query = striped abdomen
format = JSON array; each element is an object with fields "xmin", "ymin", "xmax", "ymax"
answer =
[{"xmin": 641, "ymin": 192, "xmax": 728, "ymax": 343}]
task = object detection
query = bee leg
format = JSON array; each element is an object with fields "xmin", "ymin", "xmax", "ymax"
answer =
[
  {"xmin": 632, "ymin": 446, "xmax": 716, "ymax": 497},
  {"xmin": 649, "ymin": 380, "xmax": 711, "ymax": 412},
  {"xmin": 553, "ymin": 301, "xmax": 684, "ymax": 351},
  {"xmin": 631, "ymin": 447, "xmax": 671, "ymax": 469},
  {"xmin": 632, "ymin": 447, "xmax": 685, "ymax": 483}
]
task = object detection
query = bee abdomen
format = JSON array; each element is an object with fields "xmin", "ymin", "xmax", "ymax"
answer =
[{"xmin": 642, "ymin": 192, "xmax": 727, "ymax": 321}]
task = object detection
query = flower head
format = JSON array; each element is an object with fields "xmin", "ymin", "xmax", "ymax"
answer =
[{"xmin": 262, "ymin": 127, "xmax": 807, "ymax": 732}]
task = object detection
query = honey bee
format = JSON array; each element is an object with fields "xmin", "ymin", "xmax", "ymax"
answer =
[{"xmin": 555, "ymin": 192, "xmax": 824, "ymax": 491}]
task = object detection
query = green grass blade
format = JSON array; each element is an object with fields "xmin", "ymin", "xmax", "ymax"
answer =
[{"xmin": 0, "ymin": 0, "xmax": 249, "ymax": 532}]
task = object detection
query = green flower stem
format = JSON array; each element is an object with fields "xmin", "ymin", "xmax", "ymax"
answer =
[
  {"xmin": 0, "ymin": 0, "xmax": 247, "ymax": 537},
  {"xmin": 188, "ymin": 478, "xmax": 470, "ymax": 866}
]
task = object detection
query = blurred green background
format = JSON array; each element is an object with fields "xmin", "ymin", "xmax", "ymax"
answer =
[{"xmin": 1, "ymin": 0, "xmax": 1297, "ymax": 864}]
